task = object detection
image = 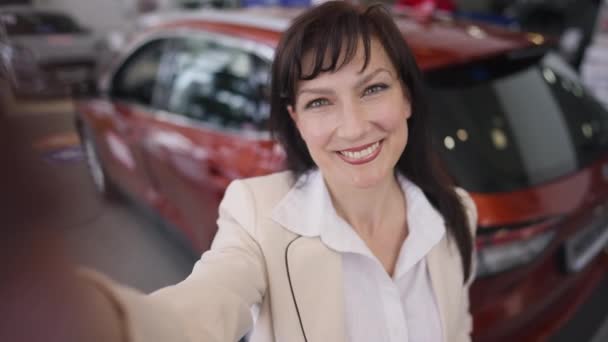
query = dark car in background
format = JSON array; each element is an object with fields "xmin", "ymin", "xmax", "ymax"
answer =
[
  {"xmin": 74, "ymin": 7, "xmax": 608, "ymax": 341},
  {"xmin": 487, "ymin": 0, "xmax": 602, "ymax": 69},
  {"xmin": 0, "ymin": 6, "xmax": 105, "ymax": 97}
]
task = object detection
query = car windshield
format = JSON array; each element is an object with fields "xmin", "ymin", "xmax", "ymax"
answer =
[
  {"xmin": 0, "ymin": 11, "xmax": 84, "ymax": 35},
  {"xmin": 427, "ymin": 52, "xmax": 608, "ymax": 193}
]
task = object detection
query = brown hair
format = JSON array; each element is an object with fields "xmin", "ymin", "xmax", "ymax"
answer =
[{"xmin": 269, "ymin": 1, "xmax": 474, "ymax": 281}]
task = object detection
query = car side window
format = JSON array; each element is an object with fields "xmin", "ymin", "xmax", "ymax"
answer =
[
  {"xmin": 156, "ymin": 36, "xmax": 270, "ymax": 131},
  {"xmin": 111, "ymin": 39, "xmax": 166, "ymax": 106}
]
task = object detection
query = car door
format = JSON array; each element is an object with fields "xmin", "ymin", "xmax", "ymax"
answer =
[
  {"xmin": 85, "ymin": 38, "xmax": 168, "ymax": 205},
  {"xmin": 139, "ymin": 33, "xmax": 282, "ymax": 253}
]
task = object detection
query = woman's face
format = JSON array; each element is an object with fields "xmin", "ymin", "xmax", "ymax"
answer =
[{"xmin": 288, "ymin": 39, "xmax": 411, "ymax": 190}]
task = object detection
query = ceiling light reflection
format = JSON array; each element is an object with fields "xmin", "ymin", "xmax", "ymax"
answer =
[
  {"xmin": 444, "ymin": 136, "xmax": 455, "ymax": 150},
  {"xmin": 582, "ymin": 123, "xmax": 593, "ymax": 138},
  {"xmin": 491, "ymin": 129, "xmax": 508, "ymax": 150},
  {"xmin": 457, "ymin": 129, "xmax": 469, "ymax": 141}
]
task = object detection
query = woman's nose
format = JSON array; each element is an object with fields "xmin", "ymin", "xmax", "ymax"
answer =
[{"xmin": 336, "ymin": 100, "xmax": 369, "ymax": 141}]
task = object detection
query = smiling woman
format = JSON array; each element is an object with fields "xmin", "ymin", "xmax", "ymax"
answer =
[
  {"xmin": 286, "ymin": 40, "xmax": 411, "ymax": 189},
  {"xmin": 3, "ymin": 2, "xmax": 477, "ymax": 342},
  {"xmin": 270, "ymin": 1, "xmax": 473, "ymax": 279},
  {"xmin": 263, "ymin": 4, "xmax": 476, "ymax": 341}
]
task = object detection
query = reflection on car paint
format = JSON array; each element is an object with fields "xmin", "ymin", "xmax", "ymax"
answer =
[{"xmin": 106, "ymin": 132, "xmax": 135, "ymax": 170}]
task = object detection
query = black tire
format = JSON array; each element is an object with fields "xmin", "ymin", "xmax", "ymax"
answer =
[{"xmin": 79, "ymin": 124, "xmax": 120, "ymax": 200}]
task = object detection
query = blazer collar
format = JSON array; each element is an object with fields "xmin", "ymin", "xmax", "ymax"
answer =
[
  {"xmin": 271, "ymin": 169, "xmax": 332, "ymax": 238},
  {"xmin": 270, "ymin": 169, "xmax": 446, "ymax": 256},
  {"xmin": 284, "ymin": 235, "xmax": 346, "ymax": 342},
  {"xmin": 270, "ymin": 169, "xmax": 450, "ymax": 342}
]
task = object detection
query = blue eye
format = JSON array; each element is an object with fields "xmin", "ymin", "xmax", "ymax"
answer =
[
  {"xmin": 363, "ymin": 83, "xmax": 388, "ymax": 96},
  {"xmin": 305, "ymin": 98, "xmax": 330, "ymax": 109}
]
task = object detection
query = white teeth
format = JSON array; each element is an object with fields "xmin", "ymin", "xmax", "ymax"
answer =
[{"xmin": 339, "ymin": 141, "xmax": 380, "ymax": 160}]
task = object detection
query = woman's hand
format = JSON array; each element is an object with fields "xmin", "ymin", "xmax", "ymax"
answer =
[{"xmin": 0, "ymin": 230, "xmax": 124, "ymax": 342}]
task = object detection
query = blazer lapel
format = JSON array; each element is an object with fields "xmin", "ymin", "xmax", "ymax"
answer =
[
  {"xmin": 285, "ymin": 236, "xmax": 345, "ymax": 342},
  {"xmin": 427, "ymin": 237, "xmax": 450, "ymax": 342}
]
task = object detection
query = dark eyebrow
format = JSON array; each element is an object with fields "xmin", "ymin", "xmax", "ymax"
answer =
[{"xmin": 354, "ymin": 67, "xmax": 393, "ymax": 89}]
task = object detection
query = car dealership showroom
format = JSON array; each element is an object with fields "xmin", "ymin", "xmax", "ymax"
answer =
[{"xmin": 2, "ymin": 0, "xmax": 608, "ymax": 341}]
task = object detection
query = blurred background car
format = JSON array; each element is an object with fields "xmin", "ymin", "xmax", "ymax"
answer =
[
  {"xmin": 463, "ymin": 0, "xmax": 602, "ymax": 70},
  {"xmin": 0, "ymin": 6, "xmax": 106, "ymax": 98},
  {"xmin": 72, "ymin": 6, "xmax": 608, "ymax": 341},
  {"xmin": 0, "ymin": 30, "xmax": 45, "ymax": 98},
  {"xmin": 581, "ymin": 1, "xmax": 608, "ymax": 110}
]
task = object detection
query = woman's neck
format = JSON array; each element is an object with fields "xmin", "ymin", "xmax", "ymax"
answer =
[{"xmin": 324, "ymin": 173, "xmax": 405, "ymax": 238}]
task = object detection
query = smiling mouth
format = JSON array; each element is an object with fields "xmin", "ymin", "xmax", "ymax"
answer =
[{"xmin": 336, "ymin": 140, "xmax": 383, "ymax": 165}]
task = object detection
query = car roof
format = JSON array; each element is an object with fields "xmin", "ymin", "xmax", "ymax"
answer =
[{"xmin": 137, "ymin": 6, "xmax": 547, "ymax": 71}]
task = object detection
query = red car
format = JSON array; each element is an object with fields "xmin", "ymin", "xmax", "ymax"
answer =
[{"xmin": 74, "ymin": 7, "xmax": 608, "ymax": 341}]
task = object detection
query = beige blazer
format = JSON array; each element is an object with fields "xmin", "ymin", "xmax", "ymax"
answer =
[{"xmin": 89, "ymin": 171, "xmax": 477, "ymax": 342}]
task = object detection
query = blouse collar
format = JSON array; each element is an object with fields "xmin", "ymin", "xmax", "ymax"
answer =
[{"xmin": 270, "ymin": 169, "xmax": 446, "ymax": 278}]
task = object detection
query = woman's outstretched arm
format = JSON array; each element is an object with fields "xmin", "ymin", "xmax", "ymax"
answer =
[{"xmin": 2, "ymin": 180, "xmax": 267, "ymax": 342}]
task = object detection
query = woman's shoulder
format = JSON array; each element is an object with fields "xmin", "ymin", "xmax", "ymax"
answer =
[
  {"xmin": 234, "ymin": 170, "xmax": 296, "ymax": 202},
  {"xmin": 221, "ymin": 170, "xmax": 296, "ymax": 218},
  {"xmin": 454, "ymin": 187, "xmax": 478, "ymax": 236},
  {"xmin": 218, "ymin": 170, "xmax": 300, "ymax": 242},
  {"xmin": 239, "ymin": 170, "xmax": 295, "ymax": 191}
]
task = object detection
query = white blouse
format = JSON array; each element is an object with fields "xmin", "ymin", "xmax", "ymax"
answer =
[{"xmin": 307, "ymin": 171, "xmax": 445, "ymax": 342}]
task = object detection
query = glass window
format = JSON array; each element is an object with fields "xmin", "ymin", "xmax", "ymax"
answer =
[
  {"xmin": 427, "ymin": 53, "xmax": 608, "ymax": 193},
  {"xmin": 155, "ymin": 36, "xmax": 270, "ymax": 131},
  {"xmin": 1, "ymin": 11, "xmax": 84, "ymax": 36},
  {"xmin": 111, "ymin": 39, "xmax": 167, "ymax": 106},
  {"xmin": 35, "ymin": 13, "xmax": 84, "ymax": 33}
]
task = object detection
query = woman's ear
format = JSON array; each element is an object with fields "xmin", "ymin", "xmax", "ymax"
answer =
[
  {"xmin": 402, "ymin": 86, "xmax": 413, "ymax": 120},
  {"xmin": 405, "ymin": 101, "xmax": 412, "ymax": 120},
  {"xmin": 287, "ymin": 105, "xmax": 298, "ymax": 123}
]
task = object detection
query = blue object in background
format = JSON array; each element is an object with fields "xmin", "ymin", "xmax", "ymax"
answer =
[
  {"xmin": 280, "ymin": 0, "xmax": 310, "ymax": 7},
  {"xmin": 241, "ymin": 0, "xmax": 310, "ymax": 7},
  {"xmin": 41, "ymin": 146, "xmax": 84, "ymax": 165},
  {"xmin": 241, "ymin": 0, "xmax": 278, "ymax": 7},
  {"xmin": 454, "ymin": 11, "xmax": 519, "ymax": 28},
  {"xmin": 470, "ymin": 66, "xmax": 490, "ymax": 82}
]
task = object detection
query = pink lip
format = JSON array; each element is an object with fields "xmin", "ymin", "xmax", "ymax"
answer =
[{"xmin": 336, "ymin": 140, "xmax": 383, "ymax": 165}]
